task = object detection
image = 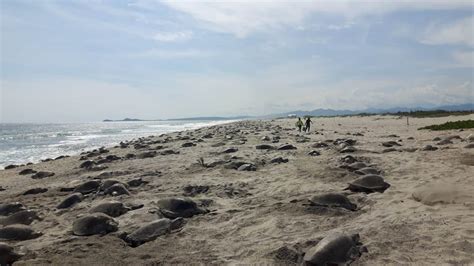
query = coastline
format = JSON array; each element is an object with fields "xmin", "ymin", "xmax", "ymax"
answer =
[
  {"xmin": 0, "ymin": 119, "xmax": 240, "ymax": 168},
  {"xmin": 1, "ymin": 114, "xmax": 473, "ymax": 264}
]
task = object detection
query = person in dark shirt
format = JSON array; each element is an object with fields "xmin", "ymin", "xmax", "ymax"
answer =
[{"xmin": 305, "ymin": 117, "xmax": 313, "ymax": 132}]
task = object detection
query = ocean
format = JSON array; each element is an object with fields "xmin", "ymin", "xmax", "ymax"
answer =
[{"xmin": 0, "ymin": 120, "xmax": 235, "ymax": 168}]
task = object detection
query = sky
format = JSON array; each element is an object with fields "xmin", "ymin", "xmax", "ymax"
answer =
[{"xmin": 0, "ymin": 0, "xmax": 473, "ymax": 122}]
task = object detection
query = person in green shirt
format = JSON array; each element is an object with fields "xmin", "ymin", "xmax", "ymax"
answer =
[{"xmin": 296, "ymin": 118, "xmax": 303, "ymax": 132}]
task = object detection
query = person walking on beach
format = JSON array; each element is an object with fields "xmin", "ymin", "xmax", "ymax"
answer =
[
  {"xmin": 296, "ymin": 118, "xmax": 303, "ymax": 132},
  {"xmin": 305, "ymin": 117, "xmax": 313, "ymax": 132}
]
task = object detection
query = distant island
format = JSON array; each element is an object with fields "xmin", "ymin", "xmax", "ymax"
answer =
[
  {"xmin": 103, "ymin": 116, "xmax": 251, "ymax": 122},
  {"xmin": 103, "ymin": 118, "xmax": 145, "ymax": 122}
]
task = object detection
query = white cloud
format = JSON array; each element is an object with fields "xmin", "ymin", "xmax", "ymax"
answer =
[
  {"xmin": 152, "ymin": 31, "xmax": 193, "ymax": 42},
  {"xmin": 328, "ymin": 78, "xmax": 473, "ymax": 109},
  {"xmin": 130, "ymin": 48, "xmax": 214, "ymax": 59},
  {"xmin": 420, "ymin": 16, "xmax": 474, "ymax": 46},
  {"xmin": 160, "ymin": 0, "xmax": 472, "ymax": 37}
]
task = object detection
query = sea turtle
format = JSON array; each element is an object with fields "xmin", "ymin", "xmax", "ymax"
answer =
[
  {"xmin": 445, "ymin": 135, "xmax": 461, "ymax": 141},
  {"xmin": 222, "ymin": 147, "xmax": 238, "ymax": 154},
  {"xmin": 18, "ymin": 169, "xmax": 37, "ymax": 175},
  {"xmin": 181, "ymin": 142, "xmax": 196, "ymax": 147},
  {"xmin": 127, "ymin": 178, "xmax": 149, "ymax": 187},
  {"xmin": 354, "ymin": 167, "xmax": 381, "ymax": 175},
  {"xmin": 160, "ymin": 149, "xmax": 179, "ymax": 155},
  {"xmin": 237, "ymin": 164, "xmax": 257, "ymax": 171},
  {"xmin": 0, "ymin": 224, "xmax": 42, "ymax": 240},
  {"xmin": 104, "ymin": 184, "xmax": 130, "ymax": 196},
  {"xmin": 278, "ymin": 144, "xmax": 297, "ymax": 150},
  {"xmin": 309, "ymin": 193, "xmax": 357, "ymax": 211},
  {"xmin": 270, "ymin": 157, "xmax": 289, "ymax": 164},
  {"xmin": 72, "ymin": 213, "xmax": 118, "ymax": 236},
  {"xmin": 122, "ymin": 218, "xmax": 185, "ymax": 247},
  {"xmin": 57, "ymin": 193, "xmax": 83, "ymax": 209},
  {"xmin": 0, "ymin": 210, "xmax": 42, "ymax": 226},
  {"xmin": 183, "ymin": 185, "xmax": 210, "ymax": 197},
  {"xmin": 421, "ymin": 145, "xmax": 438, "ymax": 151},
  {"xmin": 73, "ymin": 180, "xmax": 101, "ymax": 194},
  {"xmin": 137, "ymin": 151, "xmax": 157, "ymax": 159},
  {"xmin": 89, "ymin": 201, "xmax": 130, "ymax": 217},
  {"xmin": 345, "ymin": 175, "xmax": 391, "ymax": 193},
  {"xmin": 22, "ymin": 187, "xmax": 48, "ymax": 195},
  {"xmin": 0, "ymin": 242, "xmax": 24, "ymax": 265},
  {"xmin": 382, "ymin": 141, "xmax": 401, "ymax": 147},
  {"xmin": 340, "ymin": 146, "xmax": 356, "ymax": 153},
  {"xmin": 224, "ymin": 161, "xmax": 251, "ymax": 170},
  {"xmin": 80, "ymin": 160, "xmax": 95, "ymax": 169},
  {"xmin": 465, "ymin": 143, "xmax": 474, "ymax": 149},
  {"xmin": 341, "ymin": 162, "xmax": 367, "ymax": 171},
  {"xmin": 437, "ymin": 139, "xmax": 453, "ymax": 145},
  {"xmin": 467, "ymin": 134, "xmax": 474, "ymax": 143},
  {"xmin": 382, "ymin": 148, "xmax": 398, "ymax": 153},
  {"xmin": 105, "ymin": 155, "xmax": 121, "ymax": 161},
  {"xmin": 31, "ymin": 171, "xmax": 55, "ymax": 179},
  {"xmin": 157, "ymin": 198, "xmax": 207, "ymax": 218},
  {"xmin": 100, "ymin": 180, "xmax": 123, "ymax": 191},
  {"xmin": 303, "ymin": 232, "xmax": 367, "ymax": 265},
  {"xmin": 308, "ymin": 150, "xmax": 321, "ymax": 156},
  {"xmin": 256, "ymin": 144, "xmax": 275, "ymax": 150},
  {"xmin": 340, "ymin": 155, "xmax": 357, "ymax": 164},
  {"xmin": 0, "ymin": 202, "xmax": 25, "ymax": 216},
  {"xmin": 312, "ymin": 142, "xmax": 328, "ymax": 148}
]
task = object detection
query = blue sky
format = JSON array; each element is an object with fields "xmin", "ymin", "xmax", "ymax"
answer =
[{"xmin": 1, "ymin": 0, "xmax": 473, "ymax": 122}]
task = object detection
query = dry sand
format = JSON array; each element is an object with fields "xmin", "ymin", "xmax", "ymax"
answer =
[{"xmin": 1, "ymin": 114, "xmax": 473, "ymax": 265}]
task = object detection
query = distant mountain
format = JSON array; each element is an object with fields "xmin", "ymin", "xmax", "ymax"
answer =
[
  {"xmin": 269, "ymin": 103, "xmax": 473, "ymax": 118},
  {"xmin": 361, "ymin": 103, "xmax": 474, "ymax": 114},
  {"xmin": 166, "ymin": 116, "xmax": 252, "ymax": 121},
  {"xmin": 103, "ymin": 103, "xmax": 473, "ymax": 122}
]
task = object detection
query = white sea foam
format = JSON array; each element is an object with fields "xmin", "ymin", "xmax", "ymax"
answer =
[{"xmin": 0, "ymin": 120, "xmax": 237, "ymax": 168}]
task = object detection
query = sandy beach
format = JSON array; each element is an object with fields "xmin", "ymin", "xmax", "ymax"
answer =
[{"xmin": 1, "ymin": 114, "xmax": 473, "ymax": 265}]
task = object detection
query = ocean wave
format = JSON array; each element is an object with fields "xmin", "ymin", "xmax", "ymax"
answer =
[{"xmin": 0, "ymin": 120, "xmax": 237, "ymax": 167}]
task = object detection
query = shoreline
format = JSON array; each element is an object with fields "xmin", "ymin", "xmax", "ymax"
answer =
[
  {"xmin": 0, "ymin": 114, "xmax": 473, "ymax": 264},
  {"xmin": 0, "ymin": 119, "xmax": 241, "ymax": 169}
]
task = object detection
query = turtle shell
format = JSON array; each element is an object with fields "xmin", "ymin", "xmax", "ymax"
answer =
[
  {"xmin": 72, "ymin": 213, "xmax": 118, "ymax": 236},
  {"xmin": 309, "ymin": 193, "xmax": 357, "ymax": 211},
  {"xmin": 125, "ymin": 218, "xmax": 184, "ymax": 247},
  {"xmin": 0, "ymin": 242, "xmax": 24, "ymax": 265},
  {"xmin": 0, "ymin": 202, "xmax": 25, "ymax": 216},
  {"xmin": 104, "ymin": 184, "xmax": 130, "ymax": 196},
  {"xmin": 89, "ymin": 201, "xmax": 130, "ymax": 217},
  {"xmin": 347, "ymin": 175, "xmax": 390, "ymax": 193},
  {"xmin": 304, "ymin": 232, "xmax": 365, "ymax": 265},
  {"xmin": 0, "ymin": 224, "xmax": 42, "ymax": 240},
  {"xmin": 74, "ymin": 180, "xmax": 101, "ymax": 194},
  {"xmin": 157, "ymin": 198, "xmax": 207, "ymax": 218}
]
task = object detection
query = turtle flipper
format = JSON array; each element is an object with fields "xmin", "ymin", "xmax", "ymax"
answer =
[{"xmin": 170, "ymin": 217, "xmax": 185, "ymax": 231}]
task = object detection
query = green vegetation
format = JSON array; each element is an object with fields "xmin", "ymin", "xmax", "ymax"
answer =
[
  {"xmin": 418, "ymin": 120, "xmax": 474, "ymax": 131},
  {"xmin": 321, "ymin": 110, "xmax": 473, "ymax": 118}
]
